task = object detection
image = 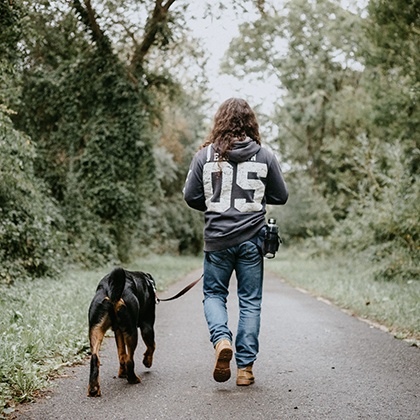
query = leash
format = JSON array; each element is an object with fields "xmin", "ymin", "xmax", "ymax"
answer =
[{"xmin": 156, "ymin": 274, "xmax": 203, "ymax": 303}]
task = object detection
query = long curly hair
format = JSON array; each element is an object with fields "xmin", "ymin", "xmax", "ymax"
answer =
[{"xmin": 201, "ymin": 98, "xmax": 261, "ymax": 159}]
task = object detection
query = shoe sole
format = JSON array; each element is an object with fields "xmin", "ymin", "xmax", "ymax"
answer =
[{"xmin": 213, "ymin": 347, "xmax": 233, "ymax": 382}]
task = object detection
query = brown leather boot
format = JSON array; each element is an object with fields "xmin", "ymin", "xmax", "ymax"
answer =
[
  {"xmin": 236, "ymin": 365, "xmax": 255, "ymax": 386},
  {"xmin": 213, "ymin": 339, "xmax": 233, "ymax": 382}
]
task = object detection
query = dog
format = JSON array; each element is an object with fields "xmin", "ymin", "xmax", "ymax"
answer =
[{"xmin": 87, "ymin": 267, "xmax": 156, "ymax": 397}]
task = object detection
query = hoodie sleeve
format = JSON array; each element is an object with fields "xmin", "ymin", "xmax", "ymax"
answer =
[
  {"xmin": 265, "ymin": 153, "xmax": 289, "ymax": 205},
  {"xmin": 183, "ymin": 151, "xmax": 207, "ymax": 212}
]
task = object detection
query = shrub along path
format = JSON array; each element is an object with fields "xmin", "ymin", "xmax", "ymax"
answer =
[{"xmin": 15, "ymin": 270, "xmax": 420, "ymax": 419}]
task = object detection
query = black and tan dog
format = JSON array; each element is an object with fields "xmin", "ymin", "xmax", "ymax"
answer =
[{"xmin": 87, "ymin": 267, "xmax": 156, "ymax": 397}]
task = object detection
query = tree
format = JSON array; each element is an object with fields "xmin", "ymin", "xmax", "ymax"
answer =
[
  {"xmin": 1, "ymin": 0, "xmax": 268, "ymax": 275},
  {"xmin": 11, "ymin": 0, "xmax": 209, "ymax": 262},
  {"xmin": 222, "ymin": 0, "xmax": 419, "ymax": 280},
  {"xmin": 0, "ymin": 1, "xmax": 67, "ymax": 283},
  {"xmin": 365, "ymin": 0, "xmax": 420, "ymax": 173},
  {"xmin": 223, "ymin": 0, "xmax": 367, "ymax": 219}
]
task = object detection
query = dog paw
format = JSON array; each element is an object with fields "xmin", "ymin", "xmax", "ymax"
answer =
[
  {"xmin": 87, "ymin": 385, "xmax": 101, "ymax": 397},
  {"xmin": 143, "ymin": 356, "xmax": 153, "ymax": 368},
  {"xmin": 118, "ymin": 366, "xmax": 128, "ymax": 378},
  {"xmin": 127, "ymin": 374, "xmax": 141, "ymax": 384}
]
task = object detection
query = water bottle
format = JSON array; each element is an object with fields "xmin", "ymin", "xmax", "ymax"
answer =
[{"xmin": 264, "ymin": 218, "xmax": 280, "ymax": 259}]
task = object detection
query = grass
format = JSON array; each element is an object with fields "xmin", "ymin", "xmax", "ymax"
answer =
[
  {"xmin": 1, "ymin": 249, "xmax": 419, "ymax": 416},
  {"xmin": 0, "ymin": 254, "xmax": 202, "ymax": 417},
  {"xmin": 266, "ymin": 247, "xmax": 420, "ymax": 342}
]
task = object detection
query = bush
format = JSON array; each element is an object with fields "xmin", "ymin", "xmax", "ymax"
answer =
[
  {"xmin": 329, "ymin": 143, "xmax": 420, "ymax": 282},
  {"xmin": 17, "ymin": 51, "xmax": 157, "ymax": 265},
  {"xmin": 0, "ymin": 112, "xmax": 66, "ymax": 283},
  {"xmin": 134, "ymin": 196, "xmax": 203, "ymax": 256},
  {"xmin": 270, "ymin": 170, "xmax": 336, "ymax": 243}
]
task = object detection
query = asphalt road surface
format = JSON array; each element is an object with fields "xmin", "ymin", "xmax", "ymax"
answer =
[{"xmin": 15, "ymin": 270, "xmax": 419, "ymax": 419}]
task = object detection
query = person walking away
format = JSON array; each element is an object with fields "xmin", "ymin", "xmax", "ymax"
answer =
[{"xmin": 183, "ymin": 98, "xmax": 288, "ymax": 386}]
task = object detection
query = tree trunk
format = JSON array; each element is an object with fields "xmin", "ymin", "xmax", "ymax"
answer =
[{"xmin": 129, "ymin": 0, "xmax": 177, "ymax": 75}]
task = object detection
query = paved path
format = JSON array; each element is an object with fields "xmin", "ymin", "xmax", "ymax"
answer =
[{"xmin": 15, "ymin": 270, "xmax": 419, "ymax": 419}]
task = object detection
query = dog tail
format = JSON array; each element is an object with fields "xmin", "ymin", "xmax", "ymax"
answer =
[{"xmin": 108, "ymin": 267, "xmax": 126, "ymax": 303}]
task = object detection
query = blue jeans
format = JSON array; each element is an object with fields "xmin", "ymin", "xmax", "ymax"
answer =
[{"xmin": 203, "ymin": 239, "xmax": 263, "ymax": 368}]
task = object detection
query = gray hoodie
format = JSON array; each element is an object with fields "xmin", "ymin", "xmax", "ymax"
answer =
[{"xmin": 183, "ymin": 138, "xmax": 288, "ymax": 252}]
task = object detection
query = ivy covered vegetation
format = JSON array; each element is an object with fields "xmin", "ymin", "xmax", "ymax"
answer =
[{"xmin": 1, "ymin": 0, "xmax": 419, "ymax": 284}]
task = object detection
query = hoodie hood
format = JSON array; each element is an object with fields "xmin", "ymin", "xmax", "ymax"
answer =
[{"xmin": 227, "ymin": 138, "xmax": 261, "ymax": 163}]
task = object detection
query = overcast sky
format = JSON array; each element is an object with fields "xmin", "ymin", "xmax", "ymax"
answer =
[
  {"xmin": 187, "ymin": 4, "xmax": 280, "ymax": 115},
  {"xmin": 186, "ymin": 0, "xmax": 367, "ymax": 117}
]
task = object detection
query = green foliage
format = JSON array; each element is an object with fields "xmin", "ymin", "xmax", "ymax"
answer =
[
  {"xmin": 367, "ymin": 0, "xmax": 420, "ymax": 73},
  {"xmin": 224, "ymin": 0, "xmax": 366, "ymax": 198},
  {"xmin": 365, "ymin": 0, "xmax": 420, "ymax": 173},
  {"xmin": 4, "ymin": 0, "xmax": 416, "ymax": 284},
  {"xmin": 0, "ymin": 112, "xmax": 66, "ymax": 283},
  {"xmin": 223, "ymin": 0, "xmax": 419, "ymax": 282},
  {"xmin": 0, "ymin": 0, "xmax": 22, "ymax": 105},
  {"xmin": 1, "ymin": 0, "xmax": 211, "ymax": 278},
  {"xmin": 130, "ymin": 89, "xmax": 207, "ymax": 256},
  {"xmin": 135, "ymin": 197, "xmax": 204, "ymax": 255},
  {"xmin": 7, "ymin": 0, "xmax": 209, "ymax": 268},
  {"xmin": 331, "ymin": 142, "xmax": 420, "ymax": 281},
  {"xmin": 0, "ymin": 1, "xmax": 21, "ymax": 56},
  {"xmin": 69, "ymin": 56, "xmax": 156, "ymax": 262},
  {"xmin": 270, "ymin": 170, "xmax": 336, "ymax": 242},
  {"xmin": 15, "ymin": 25, "xmax": 157, "ymax": 263}
]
